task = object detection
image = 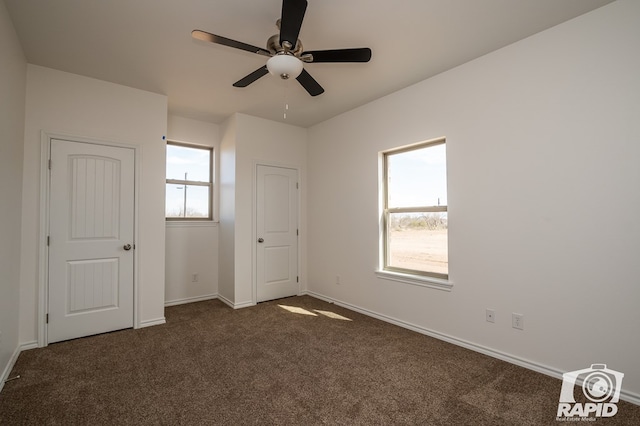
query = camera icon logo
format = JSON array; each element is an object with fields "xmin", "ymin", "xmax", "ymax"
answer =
[{"xmin": 557, "ymin": 364, "xmax": 624, "ymax": 419}]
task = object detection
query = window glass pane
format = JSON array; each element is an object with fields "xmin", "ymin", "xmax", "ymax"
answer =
[
  {"xmin": 387, "ymin": 143, "xmax": 447, "ymax": 208},
  {"xmin": 166, "ymin": 184, "xmax": 210, "ymax": 218},
  {"xmin": 387, "ymin": 212, "xmax": 448, "ymax": 275},
  {"xmin": 166, "ymin": 183, "xmax": 185, "ymax": 218},
  {"xmin": 184, "ymin": 185, "xmax": 210, "ymax": 218},
  {"xmin": 166, "ymin": 144, "xmax": 210, "ymax": 182}
]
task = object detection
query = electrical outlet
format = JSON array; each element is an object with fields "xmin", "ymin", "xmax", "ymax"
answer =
[
  {"xmin": 336, "ymin": 275, "xmax": 341, "ymax": 285},
  {"xmin": 512, "ymin": 313, "xmax": 524, "ymax": 330},
  {"xmin": 192, "ymin": 273, "xmax": 199, "ymax": 283},
  {"xmin": 486, "ymin": 309, "xmax": 495, "ymax": 323}
]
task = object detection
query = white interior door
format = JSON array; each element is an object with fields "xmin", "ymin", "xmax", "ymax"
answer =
[
  {"xmin": 48, "ymin": 139, "xmax": 135, "ymax": 343},
  {"xmin": 256, "ymin": 165, "xmax": 299, "ymax": 303}
]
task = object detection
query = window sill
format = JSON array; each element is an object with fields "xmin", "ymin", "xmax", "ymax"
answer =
[
  {"xmin": 165, "ymin": 220, "xmax": 218, "ymax": 228},
  {"xmin": 374, "ymin": 270, "xmax": 453, "ymax": 291}
]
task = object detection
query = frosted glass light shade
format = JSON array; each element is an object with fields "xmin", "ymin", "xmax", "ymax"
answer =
[{"xmin": 266, "ymin": 54, "xmax": 303, "ymax": 80}]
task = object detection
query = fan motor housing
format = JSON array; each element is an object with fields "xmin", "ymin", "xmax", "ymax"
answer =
[{"xmin": 267, "ymin": 34, "xmax": 303, "ymax": 56}]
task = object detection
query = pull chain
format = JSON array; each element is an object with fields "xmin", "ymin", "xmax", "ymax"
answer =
[{"xmin": 283, "ymin": 84, "xmax": 289, "ymax": 119}]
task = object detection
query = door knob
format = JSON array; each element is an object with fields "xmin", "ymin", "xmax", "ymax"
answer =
[
  {"xmin": 257, "ymin": 238, "xmax": 264, "ymax": 243},
  {"xmin": 123, "ymin": 244, "xmax": 132, "ymax": 251}
]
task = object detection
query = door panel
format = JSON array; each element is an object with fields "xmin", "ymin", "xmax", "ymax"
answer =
[
  {"xmin": 256, "ymin": 165, "xmax": 298, "ymax": 302},
  {"xmin": 265, "ymin": 246, "xmax": 291, "ymax": 283},
  {"xmin": 67, "ymin": 259, "xmax": 119, "ymax": 314},
  {"xmin": 48, "ymin": 139, "xmax": 134, "ymax": 343},
  {"xmin": 69, "ymin": 156, "xmax": 120, "ymax": 239}
]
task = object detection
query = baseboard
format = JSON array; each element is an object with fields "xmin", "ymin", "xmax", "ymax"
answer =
[
  {"xmin": 217, "ymin": 294, "xmax": 234, "ymax": 309},
  {"xmin": 138, "ymin": 317, "xmax": 166, "ymax": 328},
  {"xmin": 233, "ymin": 300, "xmax": 255, "ymax": 309},
  {"xmin": 19, "ymin": 341, "xmax": 38, "ymax": 351},
  {"xmin": 165, "ymin": 294, "xmax": 218, "ymax": 307},
  {"xmin": 1, "ymin": 341, "xmax": 38, "ymax": 394},
  {"xmin": 0, "ymin": 346, "xmax": 21, "ymax": 394},
  {"xmin": 217, "ymin": 294, "xmax": 255, "ymax": 310},
  {"xmin": 303, "ymin": 291, "xmax": 640, "ymax": 406}
]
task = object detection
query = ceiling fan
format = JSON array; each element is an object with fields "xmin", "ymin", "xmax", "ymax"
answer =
[{"xmin": 192, "ymin": 0, "xmax": 372, "ymax": 96}]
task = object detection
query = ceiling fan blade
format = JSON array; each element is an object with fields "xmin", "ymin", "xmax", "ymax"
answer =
[
  {"xmin": 296, "ymin": 69, "xmax": 324, "ymax": 96},
  {"xmin": 233, "ymin": 66, "xmax": 269, "ymax": 87},
  {"xmin": 303, "ymin": 48, "xmax": 372, "ymax": 63},
  {"xmin": 192, "ymin": 30, "xmax": 271, "ymax": 57},
  {"xmin": 279, "ymin": 0, "xmax": 307, "ymax": 49}
]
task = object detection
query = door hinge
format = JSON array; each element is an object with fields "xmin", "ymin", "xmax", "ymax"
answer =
[
  {"xmin": 48, "ymin": 159, "xmax": 52, "ymax": 170},
  {"xmin": 296, "ymin": 229, "xmax": 299, "ymax": 236},
  {"xmin": 296, "ymin": 182, "xmax": 299, "ymax": 189},
  {"xmin": 46, "ymin": 313, "xmax": 49, "ymax": 324},
  {"xmin": 297, "ymin": 276, "xmax": 299, "ymax": 283},
  {"xmin": 47, "ymin": 236, "xmax": 50, "ymax": 246}
]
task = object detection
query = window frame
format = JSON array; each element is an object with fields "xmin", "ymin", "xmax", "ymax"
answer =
[
  {"xmin": 381, "ymin": 138, "xmax": 449, "ymax": 281},
  {"xmin": 165, "ymin": 140, "xmax": 214, "ymax": 221}
]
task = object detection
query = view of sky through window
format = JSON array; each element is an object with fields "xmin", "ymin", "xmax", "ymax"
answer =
[
  {"xmin": 166, "ymin": 144, "xmax": 210, "ymax": 182},
  {"xmin": 387, "ymin": 143, "xmax": 447, "ymax": 208}
]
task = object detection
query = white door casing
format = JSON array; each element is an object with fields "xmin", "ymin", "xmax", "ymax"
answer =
[
  {"xmin": 256, "ymin": 165, "xmax": 299, "ymax": 303},
  {"xmin": 48, "ymin": 139, "xmax": 135, "ymax": 343}
]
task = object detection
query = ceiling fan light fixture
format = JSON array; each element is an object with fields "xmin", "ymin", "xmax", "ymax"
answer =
[
  {"xmin": 267, "ymin": 54, "xmax": 303, "ymax": 80},
  {"xmin": 193, "ymin": 0, "xmax": 370, "ymax": 96}
]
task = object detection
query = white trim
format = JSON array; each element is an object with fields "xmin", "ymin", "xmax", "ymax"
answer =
[
  {"xmin": 217, "ymin": 294, "xmax": 235, "ymax": 309},
  {"xmin": 382, "ymin": 136, "xmax": 447, "ymax": 156},
  {"xmin": 0, "ymin": 341, "xmax": 38, "ymax": 394},
  {"xmin": 233, "ymin": 300, "xmax": 255, "ymax": 310},
  {"xmin": 138, "ymin": 317, "xmax": 166, "ymax": 328},
  {"xmin": 133, "ymin": 144, "xmax": 142, "ymax": 330},
  {"xmin": 217, "ymin": 294, "xmax": 255, "ymax": 310},
  {"xmin": 303, "ymin": 291, "xmax": 640, "ymax": 406},
  {"xmin": 38, "ymin": 131, "xmax": 141, "ymax": 345},
  {"xmin": 374, "ymin": 270, "xmax": 453, "ymax": 291},
  {"xmin": 38, "ymin": 135, "xmax": 50, "ymax": 347},
  {"xmin": 165, "ymin": 221, "xmax": 218, "ymax": 228},
  {"xmin": 252, "ymin": 161, "xmax": 258, "ymax": 304},
  {"xmin": 165, "ymin": 294, "xmax": 218, "ymax": 307},
  {"xmin": 0, "ymin": 346, "xmax": 21, "ymax": 394},
  {"xmin": 18, "ymin": 341, "xmax": 39, "ymax": 351}
]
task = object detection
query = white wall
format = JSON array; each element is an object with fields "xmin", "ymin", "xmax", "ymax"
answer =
[
  {"xmin": 218, "ymin": 113, "xmax": 307, "ymax": 307},
  {"xmin": 0, "ymin": 0, "xmax": 26, "ymax": 388},
  {"xmin": 20, "ymin": 65, "xmax": 168, "ymax": 345},
  {"xmin": 218, "ymin": 114, "xmax": 237, "ymax": 304},
  {"xmin": 307, "ymin": 0, "xmax": 640, "ymax": 400},
  {"xmin": 165, "ymin": 115, "xmax": 219, "ymax": 305}
]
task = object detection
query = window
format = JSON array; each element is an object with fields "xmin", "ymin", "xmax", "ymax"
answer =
[
  {"xmin": 382, "ymin": 139, "xmax": 448, "ymax": 280},
  {"xmin": 166, "ymin": 142, "xmax": 213, "ymax": 220}
]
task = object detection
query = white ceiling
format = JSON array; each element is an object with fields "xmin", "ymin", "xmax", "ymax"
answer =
[{"xmin": 5, "ymin": 0, "xmax": 613, "ymax": 128}]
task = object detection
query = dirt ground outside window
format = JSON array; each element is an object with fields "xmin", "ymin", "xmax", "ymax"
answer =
[{"xmin": 388, "ymin": 228, "xmax": 448, "ymax": 275}]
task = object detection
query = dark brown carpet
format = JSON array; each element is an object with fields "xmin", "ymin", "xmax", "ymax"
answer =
[{"xmin": 1, "ymin": 295, "xmax": 638, "ymax": 425}]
